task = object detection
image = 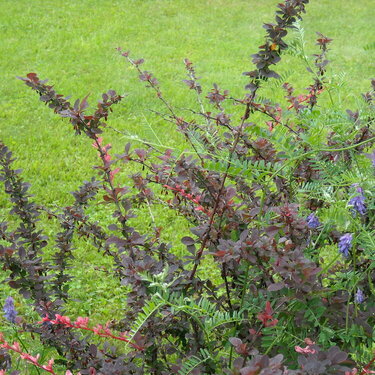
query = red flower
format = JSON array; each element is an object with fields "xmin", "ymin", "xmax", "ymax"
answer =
[
  {"xmin": 295, "ymin": 345, "xmax": 316, "ymax": 354},
  {"xmin": 74, "ymin": 317, "xmax": 89, "ymax": 328}
]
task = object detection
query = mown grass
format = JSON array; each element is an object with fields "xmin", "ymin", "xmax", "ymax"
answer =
[
  {"xmin": 0, "ymin": 0, "xmax": 374, "ymax": 367},
  {"xmin": 1, "ymin": 0, "xmax": 373, "ymax": 203}
]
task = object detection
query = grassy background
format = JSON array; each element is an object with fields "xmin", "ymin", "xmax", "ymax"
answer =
[
  {"xmin": 1, "ymin": 0, "xmax": 374, "ymax": 207},
  {"xmin": 0, "ymin": 0, "xmax": 374, "ymax": 365}
]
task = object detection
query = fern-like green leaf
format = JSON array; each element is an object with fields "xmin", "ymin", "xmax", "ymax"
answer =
[
  {"xmin": 124, "ymin": 297, "xmax": 165, "ymax": 350},
  {"xmin": 178, "ymin": 349, "xmax": 211, "ymax": 375},
  {"xmin": 205, "ymin": 310, "xmax": 244, "ymax": 331}
]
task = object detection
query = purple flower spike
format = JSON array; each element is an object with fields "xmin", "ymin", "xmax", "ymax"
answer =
[
  {"xmin": 306, "ymin": 213, "xmax": 320, "ymax": 229},
  {"xmin": 3, "ymin": 296, "xmax": 18, "ymax": 323},
  {"xmin": 349, "ymin": 188, "xmax": 366, "ymax": 216},
  {"xmin": 354, "ymin": 288, "xmax": 365, "ymax": 304},
  {"xmin": 338, "ymin": 233, "xmax": 352, "ymax": 257}
]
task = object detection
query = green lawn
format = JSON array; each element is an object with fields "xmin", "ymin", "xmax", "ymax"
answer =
[
  {"xmin": 0, "ymin": 0, "xmax": 374, "ymax": 359},
  {"xmin": 1, "ymin": 0, "xmax": 373, "ymax": 206}
]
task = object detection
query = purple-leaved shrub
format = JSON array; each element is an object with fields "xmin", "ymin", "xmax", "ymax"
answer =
[{"xmin": 0, "ymin": 0, "xmax": 374, "ymax": 374}]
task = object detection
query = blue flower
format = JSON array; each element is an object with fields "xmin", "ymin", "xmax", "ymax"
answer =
[
  {"xmin": 306, "ymin": 213, "xmax": 320, "ymax": 229},
  {"xmin": 354, "ymin": 288, "xmax": 365, "ymax": 304},
  {"xmin": 3, "ymin": 296, "xmax": 17, "ymax": 323},
  {"xmin": 338, "ymin": 233, "xmax": 352, "ymax": 257},
  {"xmin": 348, "ymin": 187, "xmax": 366, "ymax": 216}
]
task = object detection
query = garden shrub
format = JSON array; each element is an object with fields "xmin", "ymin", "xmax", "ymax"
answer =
[{"xmin": 0, "ymin": 0, "xmax": 374, "ymax": 374}]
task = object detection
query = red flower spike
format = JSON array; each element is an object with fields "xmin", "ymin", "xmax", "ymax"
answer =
[
  {"xmin": 39, "ymin": 315, "xmax": 144, "ymax": 351},
  {"xmin": 0, "ymin": 333, "xmax": 57, "ymax": 374}
]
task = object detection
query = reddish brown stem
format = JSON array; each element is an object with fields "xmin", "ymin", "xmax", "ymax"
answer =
[{"xmin": 189, "ymin": 100, "xmax": 252, "ymax": 280}]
